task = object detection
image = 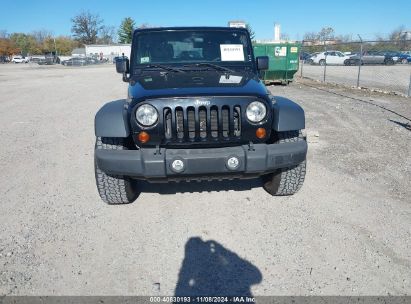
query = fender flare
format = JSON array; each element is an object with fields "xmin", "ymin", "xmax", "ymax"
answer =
[
  {"xmin": 95, "ymin": 100, "xmax": 130, "ymax": 138},
  {"xmin": 271, "ymin": 96, "xmax": 305, "ymax": 132}
]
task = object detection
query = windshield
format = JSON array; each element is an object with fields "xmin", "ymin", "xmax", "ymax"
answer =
[{"xmin": 132, "ymin": 29, "xmax": 253, "ymax": 71}]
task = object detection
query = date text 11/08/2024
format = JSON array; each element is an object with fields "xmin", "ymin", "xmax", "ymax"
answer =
[{"xmin": 149, "ymin": 296, "xmax": 256, "ymax": 303}]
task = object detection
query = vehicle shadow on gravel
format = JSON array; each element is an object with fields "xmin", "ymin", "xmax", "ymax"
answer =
[
  {"xmin": 137, "ymin": 178, "xmax": 263, "ymax": 194},
  {"xmin": 174, "ymin": 237, "xmax": 262, "ymax": 297}
]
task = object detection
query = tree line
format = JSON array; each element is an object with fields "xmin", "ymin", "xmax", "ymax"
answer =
[
  {"xmin": 0, "ymin": 11, "xmax": 141, "ymax": 56},
  {"xmin": 1, "ymin": 12, "xmax": 409, "ymax": 57}
]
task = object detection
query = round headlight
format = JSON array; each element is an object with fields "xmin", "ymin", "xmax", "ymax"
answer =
[
  {"xmin": 246, "ymin": 101, "xmax": 266, "ymax": 123},
  {"xmin": 136, "ymin": 104, "xmax": 158, "ymax": 126}
]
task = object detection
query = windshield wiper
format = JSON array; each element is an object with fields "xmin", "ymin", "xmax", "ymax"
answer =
[
  {"xmin": 183, "ymin": 63, "xmax": 235, "ymax": 74},
  {"xmin": 139, "ymin": 64, "xmax": 185, "ymax": 73}
]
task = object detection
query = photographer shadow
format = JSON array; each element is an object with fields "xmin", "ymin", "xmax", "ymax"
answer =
[{"xmin": 174, "ymin": 237, "xmax": 262, "ymax": 297}]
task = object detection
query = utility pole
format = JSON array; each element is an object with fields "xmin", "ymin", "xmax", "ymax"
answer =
[
  {"xmin": 323, "ymin": 40, "xmax": 327, "ymax": 82},
  {"xmin": 300, "ymin": 41, "xmax": 304, "ymax": 77}
]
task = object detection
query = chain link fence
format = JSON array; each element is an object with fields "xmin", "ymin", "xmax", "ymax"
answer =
[{"xmin": 299, "ymin": 40, "xmax": 411, "ymax": 97}]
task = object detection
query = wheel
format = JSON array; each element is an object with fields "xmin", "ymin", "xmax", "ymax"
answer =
[
  {"xmin": 385, "ymin": 58, "xmax": 394, "ymax": 65},
  {"xmin": 354, "ymin": 59, "xmax": 363, "ymax": 65},
  {"xmin": 262, "ymin": 131, "xmax": 306, "ymax": 196},
  {"xmin": 319, "ymin": 59, "xmax": 326, "ymax": 66},
  {"xmin": 344, "ymin": 59, "xmax": 350, "ymax": 66},
  {"xmin": 94, "ymin": 137, "xmax": 139, "ymax": 204},
  {"xmin": 402, "ymin": 58, "xmax": 408, "ymax": 64}
]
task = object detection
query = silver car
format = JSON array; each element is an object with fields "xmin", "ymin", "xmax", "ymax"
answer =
[{"xmin": 347, "ymin": 51, "xmax": 395, "ymax": 65}]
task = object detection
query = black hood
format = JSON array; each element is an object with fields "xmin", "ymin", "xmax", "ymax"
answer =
[{"xmin": 128, "ymin": 70, "xmax": 269, "ymax": 102}]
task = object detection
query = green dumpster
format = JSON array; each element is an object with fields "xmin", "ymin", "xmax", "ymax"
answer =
[{"xmin": 253, "ymin": 43, "xmax": 300, "ymax": 84}]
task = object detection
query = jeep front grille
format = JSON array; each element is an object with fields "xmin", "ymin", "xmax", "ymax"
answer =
[{"xmin": 164, "ymin": 105, "xmax": 241, "ymax": 141}]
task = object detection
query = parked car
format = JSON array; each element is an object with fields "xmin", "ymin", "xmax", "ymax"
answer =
[
  {"xmin": 346, "ymin": 51, "xmax": 395, "ymax": 65},
  {"xmin": 305, "ymin": 52, "xmax": 319, "ymax": 64},
  {"xmin": 86, "ymin": 57, "xmax": 100, "ymax": 64},
  {"xmin": 30, "ymin": 56, "xmax": 45, "ymax": 64},
  {"xmin": 299, "ymin": 52, "xmax": 312, "ymax": 62},
  {"xmin": 383, "ymin": 51, "xmax": 411, "ymax": 64},
  {"xmin": 0, "ymin": 55, "xmax": 9, "ymax": 63},
  {"xmin": 401, "ymin": 56, "xmax": 411, "ymax": 64},
  {"xmin": 61, "ymin": 57, "xmax": 87, "ymax": 66},
  {"xmin": 11, "ymin": 55, "xmax": 29, "ymax": 63},
  {"xmin": 310, "ymin": 51, "xmax": 353, "ymax": 66}
]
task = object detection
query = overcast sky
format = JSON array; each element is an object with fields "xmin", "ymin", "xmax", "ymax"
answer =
[{"xmin": 1, "ymin": 0, "xmax": 410, "ymax": 40}]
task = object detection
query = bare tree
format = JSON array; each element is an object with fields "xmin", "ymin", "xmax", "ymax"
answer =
[
  {"xmin": 71, "ymin": 11, "xmax": 103, "ymax": 44},
  {"xmin": 0, "ymin": 30, "xmax": 8, "ymax": 39},
  {"xmin": 337, "ymin": 34, "xmax": 353, "ymax": 43},
  {"xmin": 246, "ymin": 24, "xmax": 256, "ymax": 41},
  {"xmin": 137, "ymin": 23, "xmax": 153, "ymax": 29},
  {"xmin": 98, "ymin": 26, "xmax": 116, "ymax": 44},
  {"xmin": 281, "ymin": 33, "xmax": 290, "ymax": 41},
  {"xmin": 303, "ymin": 32, "xmax": 318, "ymax": 42},
  {"xmin": 318, "ymin": 27, "xmax": 335, "ymax": 41},
  {"xmin": 388, "ymin": 26, "xmax": 411, "ymax": 50},
  {"xmin": 31, "ymin": 29, "xmax": 53, "ymax": 44},
  {"xmin": 389, "ymin": 25, "xmax": 406, "ymax": 41},
  {"xmin": 303, "ymin": 27, "xmax": 335, "ymax": 44}
]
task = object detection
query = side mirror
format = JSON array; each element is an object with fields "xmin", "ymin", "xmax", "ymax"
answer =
[
  {"xmin": 116, "ymin": 57, "xmax": 130, "ymax": 74},
  {"xmin": 256, "ymin": 56, "xmax": 269, "ymax": 71}
]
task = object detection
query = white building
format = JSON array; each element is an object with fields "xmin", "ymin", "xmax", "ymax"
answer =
[
  {"xmin": 274, "ymin": 23, "xmax": 281, "ymax": 41},
  {"xmin": 84, "ymin": 44, "xmax": 131, "ymax": 60},
  {"xmin": 403, "ymin": 30, "xmax": 411, "ymax": 40},
  {"xmin": 71, "ymin": 48, "xmax": 86, "ymax": 57}
]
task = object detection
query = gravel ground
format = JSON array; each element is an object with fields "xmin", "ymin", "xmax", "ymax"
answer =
[
  {"xmin": 0, "ymin": 64, "xmax": 410, "ymax": 296},
  {"xmin": 300, "ymin": 63, "xmax": 411, "ymax": 96}
]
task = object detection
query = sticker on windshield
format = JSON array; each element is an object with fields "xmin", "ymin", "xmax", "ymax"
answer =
[
  {"xmin": 219, "ymin": 75, "xmax": 243, "ymax": 84},
  {"xmin": 220, "ymin": 44, "xmax": 244, "ymax": 61},
  {"xmin": 140, "ymin": 57, "xmax": 150, "ymax": 63}
]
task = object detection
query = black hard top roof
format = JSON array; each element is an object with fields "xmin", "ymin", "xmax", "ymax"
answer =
[{"xmin": 133, "ymin": 26, "xmax": 249, "ymax": 34}]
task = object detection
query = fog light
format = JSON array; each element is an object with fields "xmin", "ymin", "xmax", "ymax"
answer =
[
  {"xmin": 171, "ymin": 159, "xmax": 185, "ymax": 173},
  {"xmin": 256, "ymin": 128, "xmax": 266, "ymax": 139},
  {"xmin": 138, "ymin": 131, "xmax": 150, "ymax": 143},
  {"xmin": 227, "ymin": 156, "xmax": 240, "ymax": 170}
]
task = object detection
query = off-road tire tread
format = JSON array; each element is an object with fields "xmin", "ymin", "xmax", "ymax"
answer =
[
  {"xmin": 263, "ymin": 131, "xmax": 306, "ymax": 196},
  {"xmin": 95, "ymin": 137, "xmax": 138, "ymax": 204}
]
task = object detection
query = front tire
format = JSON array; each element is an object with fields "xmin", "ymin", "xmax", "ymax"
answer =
[
  {"xmin": 94, "ymin": 137, "xmax": 139, "ymax": 204},
  {"xmin": 262, "ymin": 131, "xmax": 306, "ymax": 196},
  {"xmin": 385, "ymin": 58, "xmax": 394, "ymax": 65},
  {"xmin": 319, "ymin": 59, "xmax": 326, "ymax": 66}
]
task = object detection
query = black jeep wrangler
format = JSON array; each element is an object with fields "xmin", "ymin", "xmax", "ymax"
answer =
[{"xmin": 94, "ymin": 27, "xmax": 307, "ymax": 204}]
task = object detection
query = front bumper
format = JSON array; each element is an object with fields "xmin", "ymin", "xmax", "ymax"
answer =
[{"xmin": 95, "ymin": 142, "xmax": 307, "ymax": 181}]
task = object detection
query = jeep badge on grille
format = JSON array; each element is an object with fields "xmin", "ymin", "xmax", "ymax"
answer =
[{"xmin": 195, "ymin": 99, "xmax": 211, "ymax": 106}]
